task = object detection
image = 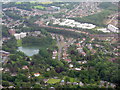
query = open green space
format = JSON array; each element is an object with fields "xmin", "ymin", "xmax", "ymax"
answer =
[
  {"xmin": 47, "ymin": 79, "xmax": 61, "ymax": 84},
  {"xmin": 40, "ymin": 2, "xmax": 53, "ymax": 4},
  {"xmin": 16, "ymin": 2, "xmax": 22, "ymax": 4},
  {"xmin": 17, "ymin": 39, "xmax": 22, "ymax": 47},
  {"xmin": 69, "ymin": 78, "xmax": 76, "ymax": 82},
  {"xmin": 72, "ymin": 10, "xmax": 112, "ymax": 27},
  {"xmin": 98, "ymin": 2, "xmax": 118, "ymax": 11},
  {"xmin": 63, "ymin": 76, "xmax": 78, "ymax": 82},
  {"xmin": 33, "ymin": 6, "xmax": 45, "ymax": 9},
  {"xmin": 22, "ymin": 36, "xmax": 55, "ymax": 48}
]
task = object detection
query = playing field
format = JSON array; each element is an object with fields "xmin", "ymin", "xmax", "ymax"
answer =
[
  {"xmin": 34, "ymin": 6, "xmax": 45, "ymax": 9},
  {"xmin": 47, "ymin": 79, "xmax": 61, "ymax": 84}
]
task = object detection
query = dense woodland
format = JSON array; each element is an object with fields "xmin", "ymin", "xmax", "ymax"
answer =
[{"xmin": 22, "ymin": 35, "xmax": 56, "ymax": 48}]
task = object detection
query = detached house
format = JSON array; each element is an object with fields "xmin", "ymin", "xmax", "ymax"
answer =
[{"xmin": 34, "ymin": 73, "xmax": 40, "ymax": 77}]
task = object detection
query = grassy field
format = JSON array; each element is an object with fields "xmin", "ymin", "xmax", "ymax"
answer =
[
  {"xmin": 16, "ymin": 2, "xmax": 22, "ymax": 4},
  {"xmin": 40, "ymin": 2, "xmax": 53, "ymax": 4},
  {"xmin": 63, "ymin": 76, "xmax": 78, "ymax": 82},
  {"xmin": 17, "ymin": 39, "xmax": 22, "ymax": 47},
  {"xmin": 33, "ymin": 6, "xmax": 45, "ymax": 9},
  {"xmin": 72, "ymin": 10, "xmax": 112, "ymax": 27},
  {"xmin": 30, "ymin": 1, "xmax": 53, "ymax": 4},
  {"xmin": 47, "ymin": 79, "xmax": 61, "ymax": 84},
  {"xmin": 69, "ymin": 78, "xmax": 76, "ymax": 82}
]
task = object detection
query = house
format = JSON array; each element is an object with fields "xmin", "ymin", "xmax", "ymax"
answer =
[
  {"xmin": 34, "ymin": 73, "xmax": 40, "ymax": 77},
  {"xmin": 52, "ymin": 56, "xmax": 56, "ymax": 59},
  {"xmin": 46, "ymin": 68, "xmax": 50, "ymax": 71},
  {"xmin": 49, "ymin": 87, "xmax": 55, "ymax": 90},
  {"xmin": 81, "ymin": 52, "xmax": 86, "ymax": 56},
  {"xmin": 79, "ymin": 40, "xmax": 84, "ymax": 43},
  {"xmin": 62, "ymin": 53, "xmax": 69, "ymax": 58},
  {"xmin": 53, "ymin": 50, "xmax": 57, "ymax": 57},
  {"xmin": 69, "ymin": 64, "xmax": 73, "ymax": 68},
  {"xmin": 74, "ymin": 67, "xmax": 82, "ymax": 71},
  {"xmin": 108, "ymin": 58, "xmax": 117, "ymax": 62},
  {"xmin": 82, "ymin": 38, "xmax": 86, "ymax": 41},
  {"xmin": 20, "ymin": 32, "xmax": 27, "ymax": 38},
  {"xmin": 97, "ymin": 28, "xmax": 110, "ymax": 33},
  {"xmin": 64, "ymin": 59, "xmax": 71, "ymax": 63},
  {"xmin": 51, "ymin": 6, "xmax": 60, "ymax": 10},
  {"xmin": 2, "ymin": 37, "xmax": 10, "ymax": 42},
  {"xmin": 0, "ymin": 68, "xmax": 3, "ymax": 71},
  {"xmin": 66, "ymin": 82, "xmax": 72, "ymax": 85},
  {"xmin": 108, "ymin": 24, "xmax": 119, "ymax": 33},
  {"xmin": 4, "ymin": 68, "xmax": 10, "ymax": 72},
  {"xmin": 8, "ymin": 86, "xmax": 15, "ymax": 88},
  {"xmin": 43, "ymin": 79, "xmax": 49, "ymax": 83},
  {"xmin": 0, "ymin": 50, "xmax": 10, "ymax": 57},
  {"xmin": 11, "ymin": 73, "xmax": 17, "ymax": 76},
  {"xmin": 99, "ymin": 80, "xmax": 116, "ymax": 88},
  {"xmin": 95, "ymin": 44, "xmax": 101, "ymax": 47},
  {"xmin": 8, "ymin": 29, "xmax": 16, "ymax": 35},
  {"xmin": 76, "ymin": 43, "xmax": 81, "ymax": 47},
  {"xmin": 78, "ymin": 61, "xmax": 87, "ymax": 64},
  {"xmin": 0, "ymin": 50, "xmax": 10, "ymax": 62},
  {"xmin": 77, "ymin": 47, "xmax": 82, "ymax": 51},
  {"xmin": 79, "ymin": 81, "xmax": 84, "ymax": 86},
  {"xmin": 62, "ymin": 56, "xmax": 67, "ymax": 60},
  {"xmin": 28, "ymin": 76, "xmax": 31, "ymax": 78},
  {"xmin": 73, "ymin": 82, "xmax": 78, "ymax": 85},
  {"xmin": 53, "ymin": 50, "xmax": 57, "ymax": 55},
  {"xmin": 53, "ymin": 77, "xmax": 58, "ymax": 79},
  {"xmin": 0, "ymin": 85, "xmax": 3, "ymax": 89},
  {"xmin": 91, "ymin": 38, "xmax": 95, "ymax": 41},
  {"xmin": 22, "ymin": 66, "xmax": 29, "ymax": 70},
  {"xmin": 14, "ymin": 32, "xmax": 27, "ymax": 40},
  {"xmin": 60, "ymin": 80, "xmax": 65, "ymax": 85},
  {"xmin": 52, "ymin": 50, "xmax": 57, "ymax": 59},
  {"xmin": 82, "ymin": 61, "xmax": 87, "ymax": 64},
  {"xmin": 61, "ymin": 80, "xmax": 65, "ymax": 83},
  {"xmin": 110, "ymin": 83, "xmax": 116, "ymax": 88},
  {"xmin": 14, "ymin": 34, "xmax": 21, "ymax": 40}
]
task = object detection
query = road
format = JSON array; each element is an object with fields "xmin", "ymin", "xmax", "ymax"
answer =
[
  {"xmin": 56, "ymin": 35, "xmax": 62, "ymax": 61},
  {"xmin": 107, "ymin": 13, "xmax": 118, "ymax": 25},
  {"xmin": 40, "ymin": 24, "xmax": 89, "ymax": 35},
  {"xmin": 56, "ymin": 34, "xmax": 76, "ymax": 61}
]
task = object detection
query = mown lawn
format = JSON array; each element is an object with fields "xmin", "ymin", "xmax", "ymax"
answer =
[
  {"xmin": 16, "ymin": 2, "xmax": 22, "ymax": 4},
  {"xmin": 33, "ymin": 6, "xmax": 45, "ymax": 9},
  {"xmin": 70, "ymin": 78, "xmax": 76, "ymax": 82},
  {"xmin": 47, "ymin": 79, "xmax": 61, "ymax": 84},
  {"xmin": 17, "ymin": 39, "xmax": 22, "ymax": 47},
  {"xmin": 63, "ymin": 76, "xmax": 78, "ymax": 82},
  {"xmin": 40, "ymin": 2, "xmax": 53, "ymax": 4}
]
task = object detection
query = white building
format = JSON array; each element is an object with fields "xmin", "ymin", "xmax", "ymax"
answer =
[
  {"xmin": 20, "ymin": 32, "xmax": 27, "ymax": 38},
  {"xmin": 14, "ymin": 34, "xmax": 21, "ymax": 40},
  {"xmin": 97, "ymin": 28, "xmax": 110, "ymax": 33},
  {"xmin": 52, "ymin": 56, "xmax": 56, "ymax": 59},
  {"xmin": 108, "ymin": 24, "xmax": 119, "ymax": 33},
  {"xmin": 69, "ymin": 64, "xmax": 73, "ymax": 68},
  {"xmin": 14, "ymin": 32, "xmax": 27, "ymax": 40},
  {"xmin": 74, "ymin": 67, "xmax": 82, "ymax": 71},
  {"xmin": 34, "ymin": 73, "xmax": 40, "ymax": 77},
  {"xmin": 53, "ymin": 18, "xmax": 96, "ymax": 29},
  {"xmin": 79, "ymin": 82, "xmax": 84, "ymax": 86}
]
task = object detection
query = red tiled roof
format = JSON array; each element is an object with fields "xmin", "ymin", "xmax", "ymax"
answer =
[
  {"xmin": 8, "ymin": 29, "xmax": 15, "ymax": 35},
  {"xmin": 64, "ymin": 59, "xmax": 71, "ymax": 62}
]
